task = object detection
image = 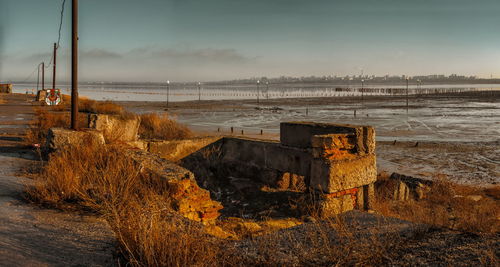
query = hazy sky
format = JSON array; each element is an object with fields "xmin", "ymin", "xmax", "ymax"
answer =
[{"xmin": 1, "ymin": 0, "xmax": 500, "ymax": 82}]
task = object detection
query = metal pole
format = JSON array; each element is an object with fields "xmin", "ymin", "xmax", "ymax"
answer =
[
  {"xmin": 361, "ymin": 79, "xmax": 364, "ymax": 103},
  {"xmin": 52, "ymin": 43, "xmax": 57, "ymax": 90},
  {"xmin": 266, "ymin": 82, "xmax": 269, "ymax": 99},
  {"xmin": 166, "ymin": 81, "xmax": 170, "ymax": 108},
  {"xmin": 42, "ymin": 62, "xmax": 45, "ymax": 90},
  {"xmin": 71, "ymin": 0, "xmax": 79, "ymax": 130},
  {"xmin": 36, "ymin": 64, "xmax": 40, "ymax": 91},
  {"xmin": 406, "ymin": 78, "xmax": 409, "ymax": 114},
  {"xmin": 257, "ymin": 80, "xmax": 260, "ymax": 104},
  {"xmin": 198, "ymin": 82, "xmax": 201, "ymax": 102}
]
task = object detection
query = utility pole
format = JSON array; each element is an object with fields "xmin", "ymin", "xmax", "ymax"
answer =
[
  {"xmin": 71, "ymin": 0, "xmax": 79, "ymax": 130},
  {"xmin": 52, "ymin": 43, "xmax": 57, "ymax": 90},
  {"xmin": 166, "ymin": 80, "xmax": 170, "ymax": 108},
  {"xmin": 41, "ymin": 62, "xmax": 45, "ymax": 91},
  {"xmin": 198, "ymin": 82, "xmax": 201, "ymax": 102},
  {"xmin": 36, "ymin": 64, "xmax": 40, "ymax": 91},
  {"xmin": 406, "ymin": 77, "xmax": 409, "ymax": 114},
  {"xmin": 361, "ymin": 79, "xmax": 364, "ymax": 104},
  {"xmin": 266, "ymin": 81, "xmax": 269, "ymax": 99},
  {"xmin": 257, "ymin": 80, "xmax": 260, "ymax": 104}
]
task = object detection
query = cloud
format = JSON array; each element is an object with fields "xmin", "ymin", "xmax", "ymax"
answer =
[
  {"xmin": 81, "ymin": 49, "xmax": 122, "ymax": 59},
  {"xmin": 149, "ymin": 47, "xmax": 252, "ymax": 64}
]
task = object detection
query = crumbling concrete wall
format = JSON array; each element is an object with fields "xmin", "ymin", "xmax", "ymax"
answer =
[
  {"xmin": 179, "ymin": 122, "xmax": 377, "ymax": 216},
  {"xmin": 46, "ymin": 128, "xmax": 105, "ymax": 151},
  {"xmin": 88, "ymin": 114, "xmax": 140, "ymax": 143},
  {"xmin": 0, "ymin": 84, "xmax": 12, "ymax": 94},
  {"xmin": 126, "ymin": 150, "xmax": 222, "ymax": 223},
  {"xmin": 148, "ymin": 137, "xmax": 222, "ymax": 162}
]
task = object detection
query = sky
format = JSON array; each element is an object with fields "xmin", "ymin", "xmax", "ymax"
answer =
[{"xmin": 1, "ymin": 0, "xmax": 500, "ymax": 82}]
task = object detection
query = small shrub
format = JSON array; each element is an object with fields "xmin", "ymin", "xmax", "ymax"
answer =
[
  {"xmin": 139, "ymin": 113, "xmax": 192, "ymax": 140},
  {"xmin": 374, "ymin": 177, "xmax": 500, "ymax": 234}
]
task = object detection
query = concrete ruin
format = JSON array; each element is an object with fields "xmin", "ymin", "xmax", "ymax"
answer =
[
  {"xmin": 0, "ymin": 84, "xmax": 12, "ymax": 94},
  {"xmin": 180, "ymin": 122, "xmax": 377, "ymax": 216},
  {"xmin": 47, "ymin": 119, "xmax": 377, "ymax": 221},
  {"xmin": 88, "ymin": 114, "xmax": 141, "ymax": 143}
]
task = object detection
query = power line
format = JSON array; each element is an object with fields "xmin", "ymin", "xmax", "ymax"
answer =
[
  {"xmin": 56, "ymin": 0, "xmax": 66, "ymax": 49},
  {"xmin": 18, "ymin": 63, "xmax": 42, "ymax": 83}
]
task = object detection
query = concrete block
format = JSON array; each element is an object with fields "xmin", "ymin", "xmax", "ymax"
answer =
[
  {"xmin": 280, "ymin": 122, "xmax": 362, "ymax": 148},
  {"xmin": 310, "ymin": 154, "xmax": 377, "ymax": 193},
  {"xmin": 46, "ymin": 128, "xmax": 105, "ymax": 151},
  {"xmin": 311, "ymin": 134, "xmax": 358, "ymax": 160},
  {"xmin": 0, "ymin": 84, "xmax": 12, "ymax": 94},
  {"xmin": 363, "ymin": 183, "xmax": 375, "ymax": 210},
  {"xmin": 88, "ymin": 114, "xmax": 140, "ymax": 143},
  {"xmin": 36, "ymin": 90, "xmax": 47, "ymax": 101},
  {"xmin": 356, "ymin": 186, "xmax": 365, "ymax": 210},
  {"xmin": 317, "ymin": 194, "xmax": 354, "ymax": 217}
]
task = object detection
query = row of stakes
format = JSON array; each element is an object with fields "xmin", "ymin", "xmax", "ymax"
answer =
[
  {"xmin": 214, "ymin": 109, "xmax": 369, "ymax": 136},
  {"xmin": 217, "ymin": 127, "xmax": 265, "ymax": 136}
]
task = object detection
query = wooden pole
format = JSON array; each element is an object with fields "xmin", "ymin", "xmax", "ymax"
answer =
[
  {"xmin": 71, "ymin": 0, "xmax": 79, "ymax": 130},
  {"xmin": 52, "ymin": 43, "xmax": 57, "ymax": 90},
  {"xmin": 41, "ymin": 62, "xmax": 45, "ymax": 90}
]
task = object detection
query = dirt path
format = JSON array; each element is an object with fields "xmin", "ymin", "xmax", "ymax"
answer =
[{"xmin": 0, "ymin": 94, "xmax": 115, "ymax": 267}]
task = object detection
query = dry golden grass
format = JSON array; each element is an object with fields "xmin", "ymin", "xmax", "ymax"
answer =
[
  {"xmin": 26, "ymin": 140, "xmax": 223, "ymax": 266},
  {"xmin": 139, "ymin": 113, "xmax": 192, "ymax": 140},
  {"xmin": 59, "ymin": 95, "xmax": 125, "ymax": 115},
  {"xmin": 0, "ymin": 94, "xmax": 5, "ymax": 104},
  {"xmin": 27, "ymin": 139, "xmax": 498, "ymax": 266},
  {"xmin": 23, "ymin": 108, "xmax": 88, "ymax": 145},
  {"xmin": 374, "ymin": 177, "xmax": 500, "ymax": 234}
]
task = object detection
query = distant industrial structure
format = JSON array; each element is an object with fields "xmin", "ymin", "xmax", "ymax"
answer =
[{"xmin": 211, "ymin": 74, "xmax": 499, "ymax": 86}]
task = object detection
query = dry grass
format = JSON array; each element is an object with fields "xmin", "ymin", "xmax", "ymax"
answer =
[
  {"xmin": 374, "ymin": 177, "xmax": 500, "ymax": 234},
  {"xmin": 24, "ymin": 108, "xmax": 88, "ymax": 145},
  {"xmin": 27, "ymin": 139, "xmax": 498, "ymax": 265},
  {"xmin": 60, "ymin": 95, "xmax": 125, "ymax": 115},
  {"xmin": 139, "ymin": 113, "xmax": 192, "ymax": 140},
  {"xmin": 26, "ymin": 140, "xmax": 222, "ymax": 266},
  {"xmin": 0, "ymin": 94, "xmax": 5, "ymax": 104}
]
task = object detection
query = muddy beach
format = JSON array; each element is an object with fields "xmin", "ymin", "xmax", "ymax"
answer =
[{"xmin": 119, "ymin": 92, "xmax": 500, "ymax": 186}]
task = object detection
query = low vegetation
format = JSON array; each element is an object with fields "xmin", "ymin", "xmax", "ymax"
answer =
[
  {"xmin": 138, "ymin": 112, "xmax": 192, "ymax": 140},
  {"xmin": 25, "ymin": 97, "xmax": 191, "ymax": 145},
  {"xmin": 374, "ymin": 175, "xmax": 500, "ymax": 234}
]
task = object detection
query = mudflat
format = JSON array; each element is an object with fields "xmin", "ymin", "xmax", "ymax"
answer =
[{"xmin": 119, "ymin": 92, "xmax": 500, "ymax": 186}]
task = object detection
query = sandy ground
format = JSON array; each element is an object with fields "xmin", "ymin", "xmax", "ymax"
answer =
[
  {"xmin": 0, "ymin": 94, "xmax": 115, "ymax": 267},
  {"xmin": 119, "ymin": 92, "xmax": 500, "ymax": 186}
]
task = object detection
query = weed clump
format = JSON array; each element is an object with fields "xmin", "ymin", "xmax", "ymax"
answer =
[
  {"xmin": 138, "ymin": 113, "xmax": 192, "ymax": 140},
  {"xmin": 374, "ymin": 176, "xmax": 500, "ymax": 234}
]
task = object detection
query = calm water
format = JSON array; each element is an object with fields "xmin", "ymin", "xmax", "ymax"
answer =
[{"xmin": 12, "ymin": 82, "xmax": 500, "ymax": 102}]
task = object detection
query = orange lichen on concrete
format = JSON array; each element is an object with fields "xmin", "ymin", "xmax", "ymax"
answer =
[
  {"xmin": 168, "ymin": 179, "xmax": 223, "ymax": 224},
  {"xmin": 323, "ymin": 188, "xmax": 358, "ymax": 207},
  {"xmin": 312, "ymin": 134, "xmax": 358, "ymax": 161}
]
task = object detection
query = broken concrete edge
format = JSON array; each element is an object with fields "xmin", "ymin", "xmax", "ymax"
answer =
[
  {"xmin": 44, "ymin": 128, "xmax": 223, "ymax": 224},
  {"xmin": 124, "ymin": 149, "xmax": 223, "ymax": 224},
  {"xmin": 280, "ymin": 121, "xmax": 374, "ymax": 149},
  {"xmin": 376, "ymin": 172, "xmax": 433, "ymax": 201},
  {"xmin": 88, "ymin": 113, "xmax": 141, "ymax": 143},
  {"xmin": 45, "ymin": 127, "xmax": 106, "ymax": 152}
]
